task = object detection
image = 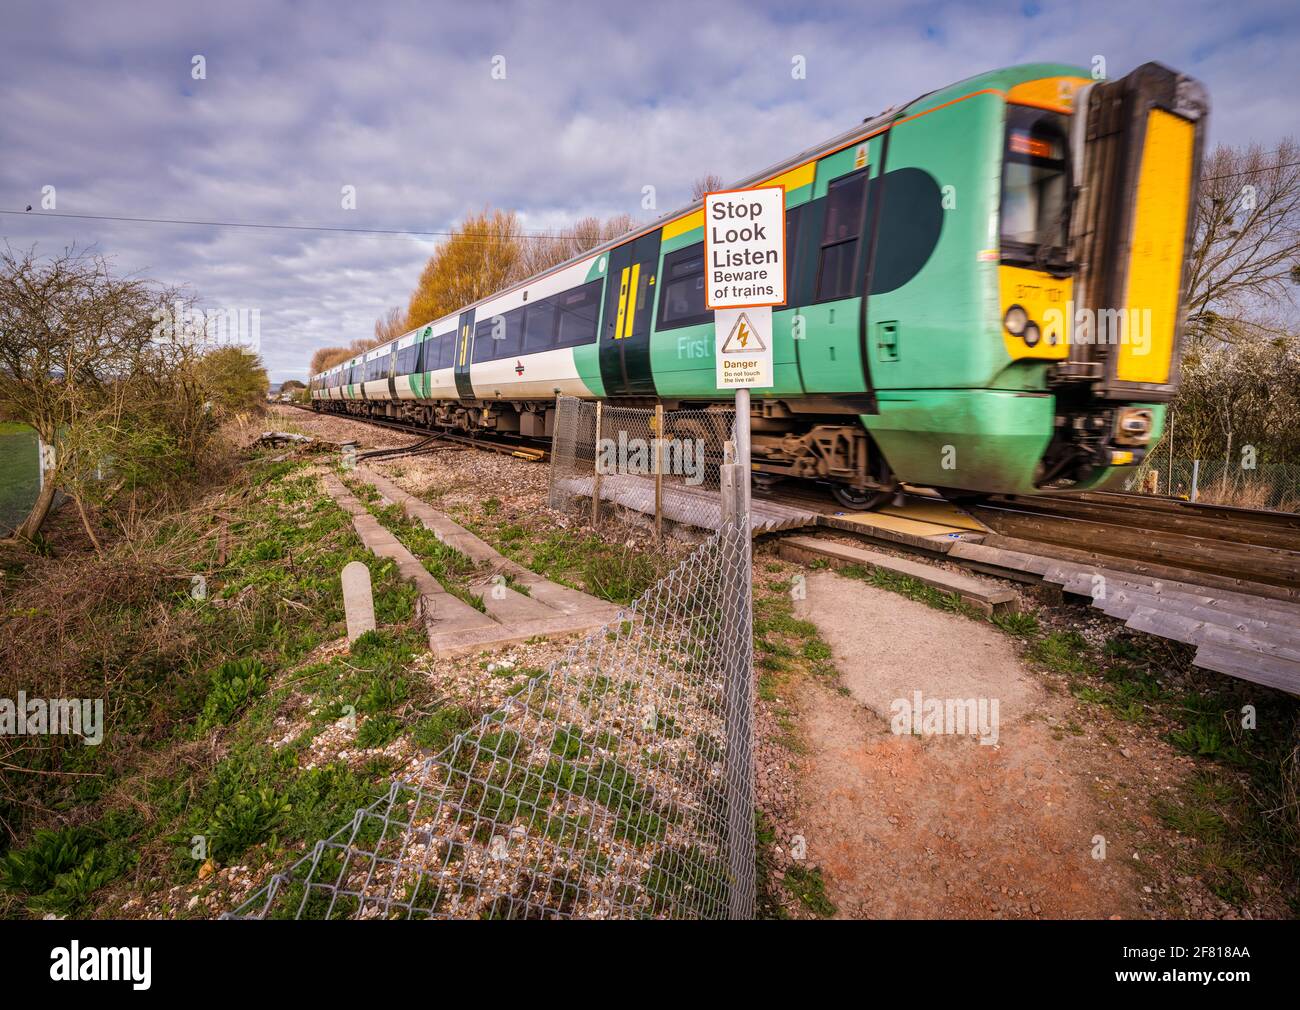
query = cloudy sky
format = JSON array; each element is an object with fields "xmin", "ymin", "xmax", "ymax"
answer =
[{"xmin": 2, "ymin": 0, "xmax": 1297, "ymax": 381}]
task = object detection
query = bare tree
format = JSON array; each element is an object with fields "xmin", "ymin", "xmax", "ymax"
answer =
[
  {"xmin": 511, "ymin": 213, "xmax": 638, "ymax": 280},
  {"xmin": 1186, "ymin": 139, "xmax": 1300, "ymax": 344},
  {"xmin": 374, "ymin": 304, "xmax": 407, "ymax": 342},
  {"xmin": 691, "ymin": 174, "xmax": 726, "ymax": 201},
  {"xmin": 0, "ymin": 244, "xmax": 204, "ymax": 542}
]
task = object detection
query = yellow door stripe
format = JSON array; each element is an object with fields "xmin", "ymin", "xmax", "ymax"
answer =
[
  {"xmin": 614, "ymin": 266, "xmax": 630, "ymax": 339},
  {"xmin": 459, "ymin": 324, "xmax": 469, "ymax": 366},
  {"xmin": 623, "ymin": 262, "xmax": 641, "ymax": 338}
]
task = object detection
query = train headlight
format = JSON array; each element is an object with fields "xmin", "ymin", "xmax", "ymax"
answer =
[
  {"xmin": 1022, "ymin": 322, "xmax": 1041, "ymax": 347},
  {"xmin": 1115, "ymin": 407, "xmax": 1154, "ymax": 446},
  {"xmin": 1003, "ymin": 305, "xmax": 1028, "ymax": 336}
]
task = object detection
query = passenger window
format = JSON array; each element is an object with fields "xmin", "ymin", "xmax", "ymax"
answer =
[
  {"xmin": 438, "ymin": 333, "xmax": 456, "ymax": 370},
  {"xmin": 816, "ymin": 170, "xmax": 868, "ymax": 301},
  {"xmin": 555, "ymin": 281, "xmax": 602, "ymax": 347},
  {"xmin": 499, "ymin": 309, "xmax": 524, "ymax": 358},
  {"xmin": 657, "ymin": 245, "xmax": 710, "ymax": 329},
  {"xmin": 473, "ymin": 320, "xmax": 495, "ymax": 363},
  {"xmin": 785, "ymin": 205, "xmax": 801, "ymax": 297},
  {"xmin": 524, "ymin": 300, "xmax": 557, "ymax": 353}
]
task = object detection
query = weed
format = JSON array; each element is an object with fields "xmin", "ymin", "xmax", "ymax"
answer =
[
  {"xmin": 785, "ymin": 863, "xmax": 836, "ymax": 917},
  {"xmin": 1030, "ymin": 631, "xmax": 1096, "ymax": 676},
  {"xmin": 205, "ymin": 788, "xmax": 291, "ymax": 863},
  {"xmin": 356, "ymin": 714, "xmax": 401, "ymax": 749},
  {"xmin": 582, "ymin": 550, "xmax": 660, "ymax": 605},
  {"xmin": 198, "ymin": 657, "xmax": 269, "ymax": 730},
  {"xmin": 993, "ymin": 610, "xmax": 1040, "ymax": 636},
  {"xmin": 412, "ymin": 707, "xmax": 476, "ymax": 752}
]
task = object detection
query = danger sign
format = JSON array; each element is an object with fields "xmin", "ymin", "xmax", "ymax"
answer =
[
  {"xmin": 715, "ymin": 306, "xmax": 773, "ymax": 388},
  {"xmin": 703, "ymin": 185, "xmax": 786, "ymax": 310}
]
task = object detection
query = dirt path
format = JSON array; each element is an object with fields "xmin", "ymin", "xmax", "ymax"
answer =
[{"xmin": 792, "ymin": 571, "xmax": 1143, "ymax": 919}]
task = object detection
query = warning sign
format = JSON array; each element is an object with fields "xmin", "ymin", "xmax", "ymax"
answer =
[
  {"xmin": 715, "ymin": 306, "xmax": 773, "ymax": 388},
  {"xmin": 720, "ymin": 311, "xmax": 766, "ymax": 353},
  {"xmin": 703, "ymin": 185, "xmax": 786, "ymax": 310}
]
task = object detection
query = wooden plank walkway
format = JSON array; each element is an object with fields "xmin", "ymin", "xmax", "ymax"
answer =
[
  {"xmin": 551, "ymin": 473, "xmax": 820, "ymax": 534},
  {"xmin": 328, "ymin": 470, "xmax": 624, "ymax": 657},
  {"xmin": 778, "ymin": 535, "xmax": 1019, "ymax": 617},
  {"xmin": 949, "ymin": 540, "xmax": 1300, "ymax": 695}
]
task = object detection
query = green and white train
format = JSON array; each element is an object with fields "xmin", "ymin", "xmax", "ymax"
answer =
[{"xmin": 312, "ymin": 61, "xmax": 1206, "ymax": 508}]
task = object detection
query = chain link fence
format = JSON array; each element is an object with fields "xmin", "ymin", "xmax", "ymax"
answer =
[
  {"xmin": 226, "ymin": 515, "xmax": 756, "ymax": 920},
  {"xmin": 548, "ymin": 396, "xmax": 735, "ymax": 533},
  {"xmin": 1121, "ymin": 456, "xmax": 1300, "ymax": 512}
]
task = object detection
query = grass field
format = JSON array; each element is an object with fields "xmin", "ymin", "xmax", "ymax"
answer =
[{"xmin": 0, "ymin": 423, "xmax": 39, "ymax": 533}]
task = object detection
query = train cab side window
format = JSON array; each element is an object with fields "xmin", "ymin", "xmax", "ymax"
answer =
[
  {"xmin": 524, "ymin": 300, "xmax": 558, "ymax": 353},
  {"xmin": 656, "ymin": 244, "xmax": 710, "ymax": 330},
  {"xmin": 554, "ymin": 280, "xmax": 602, "ymax": 348},
  {"xmin": 816, "ymin": 170, "xmax": 868, "ymax": 301}
]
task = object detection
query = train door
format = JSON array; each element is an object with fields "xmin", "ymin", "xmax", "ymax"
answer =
[
  {"xmin": 599, "ymin": 231, "xmax": 661, "ymax": 396},
  {"xmin": 454, "ymin": 308, "xmax": 475, "ymax": 399},
  {"xmin": 793, "ymin": 136, "xmax": 885, "ymax": 398}
]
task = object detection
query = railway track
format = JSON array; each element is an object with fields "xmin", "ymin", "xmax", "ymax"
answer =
[
  {"xmin": 967, "ymin": 492, "xmax": 1300, "ymax": 601},
  {"xmin": 283, "ymin": 403, "xmax": 550, "ymax": 462},
  {"xmin": 282, "ymin": 402, "xmax": 1297, "ymax": 689},
  {"xmin": 287, "ymin": 404, "xmax": 1297, "ymax": 595}
]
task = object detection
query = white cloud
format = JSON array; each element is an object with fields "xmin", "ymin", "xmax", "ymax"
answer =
[{"xmin": 1, "ymin": 0, "xmax": 1295, "ymax": 380}]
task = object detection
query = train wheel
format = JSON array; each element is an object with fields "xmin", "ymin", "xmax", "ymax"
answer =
[
  {"xmin": 752, "ymin": 473, "xmax": 783, "ymax": 491},
  {"xmin": 831, "ymin": 485, "xmax": 894, "ymax": 511}
]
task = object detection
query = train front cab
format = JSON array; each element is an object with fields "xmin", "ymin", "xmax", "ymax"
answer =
[{"xmin": 860, "ymin": 62, "xmax": 1206, "ymax": 496}]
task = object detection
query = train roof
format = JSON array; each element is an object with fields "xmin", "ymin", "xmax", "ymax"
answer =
[{"xmin": 319, "ymin": 61, "xmax": 1092, "ymax": 382}]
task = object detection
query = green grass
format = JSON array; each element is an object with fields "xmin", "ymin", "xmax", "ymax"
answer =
[
  {"xmin": 785, "ymin": 863, "xmax": 837, "ymax": 917},
  {"xmin": 0, "ymin": 425, "xmax": 39, "ymax": 533},
  {"xmin": 352, "ymin": 489, "xmax": 487, "ymax": 611},
  {"xmin": 838, "ymin": 562, "xmax": 981, "ymax": 618},
  {"xmin": 0, "ymin": 454, "xmax": 440, "ymax": 917},
  {"xmin": 462, "ymin": 522, "xmax": 670, "ymax": 606}
]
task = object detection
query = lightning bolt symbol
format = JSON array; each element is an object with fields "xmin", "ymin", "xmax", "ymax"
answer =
[{"xmin": 738, "ymin": 322, "xmax": 750, "ymax": 348}]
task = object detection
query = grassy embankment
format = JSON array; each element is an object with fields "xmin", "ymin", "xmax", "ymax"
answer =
[{"xmin": 0, "ymin": 449, "xmax": 470, "ymax": 918}]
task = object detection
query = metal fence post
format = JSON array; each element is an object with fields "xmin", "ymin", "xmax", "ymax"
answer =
[
  {"xmin": 1191, "ymin": 458, "xmax": 1200, "ymax": 502},
  {"xmin": 720, "ymin": 438, "xmax": 755, "ymax": 920},
  {"xmin": 654, "ymin": 403, "xmax": 664, "ymax": 541},
  {"xmin": 591, "ymin": 401, "xmax": 603, "ymax": 528}
]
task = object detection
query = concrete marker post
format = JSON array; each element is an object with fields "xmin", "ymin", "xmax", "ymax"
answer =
[{"xmin": 341, "ymin": 560, "xmax": 376, "ymax": 643}]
